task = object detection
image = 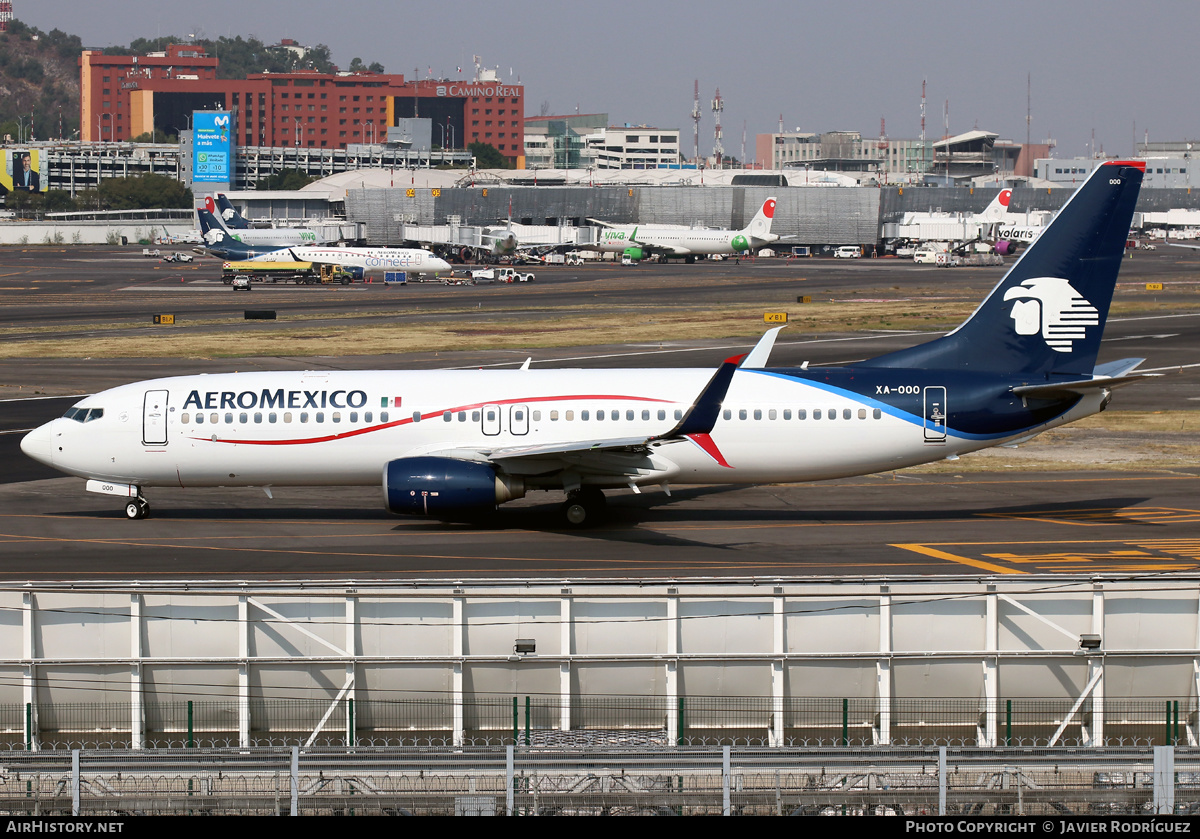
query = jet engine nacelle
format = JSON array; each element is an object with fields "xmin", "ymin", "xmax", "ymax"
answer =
[
  {"xmin": 993, "ymin": 240, "xmax": 1014, "ymax": 256},
  {"xmin": 491, "ymin": 232, "xmax": 518, "ymax": 255},
  {"xmin": 383, "ymin": 456, "xmax": 525, "ymax": 516},
  {"xmin": 622, "ymin": 246, "xmax": 644, "ymax": 261}
]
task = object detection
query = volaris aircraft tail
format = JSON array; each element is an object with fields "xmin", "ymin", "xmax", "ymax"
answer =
[
  {"xmin": 977, "ymin": 189, "xmax": 1012, "ymax": 223},
  {"xmin": 742, "ymin": 197, "xmax": 778, "ymax": 244},
  {"xmin": 863, "ymin": 160, "xmax": 1144, "ymax": 378}
]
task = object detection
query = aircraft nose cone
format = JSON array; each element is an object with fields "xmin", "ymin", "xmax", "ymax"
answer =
[
  {"xmin": 432, "ymin": 257, "xmax": 452, "ymax": 272},
  {"xmin": 20, "ymin": 422, "xmax": 53, "ymax": 467}
]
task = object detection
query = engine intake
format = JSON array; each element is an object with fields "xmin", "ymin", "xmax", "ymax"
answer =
[{"xmin": 383, "ymin": 456, "xmax": 524, "ymax": 516}]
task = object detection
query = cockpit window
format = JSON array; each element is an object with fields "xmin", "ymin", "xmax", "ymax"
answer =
[{"xmin": 63, "ymin": 407, "xmax": 103, "ymax": 423}]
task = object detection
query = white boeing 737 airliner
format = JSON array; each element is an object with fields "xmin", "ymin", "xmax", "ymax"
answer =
[{"xmin": 22, "ymin": 162, "xmax": 1149, "ymax": 525}]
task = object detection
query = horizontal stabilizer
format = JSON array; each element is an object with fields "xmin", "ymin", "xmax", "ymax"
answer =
[
  {"xmin": 1011, "ymin": 372, "xmax": 1157, "ymax": 399},
  {"xmin": 1093, "ymin": 358, "xmax": 1146, "ymax": 379}
]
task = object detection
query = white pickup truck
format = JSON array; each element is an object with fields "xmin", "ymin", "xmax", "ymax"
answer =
[{"xmin": 470, "ymin": 267, "xmax": 535, "ymax": 283}]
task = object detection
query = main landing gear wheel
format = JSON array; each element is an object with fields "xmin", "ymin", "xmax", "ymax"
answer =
[
  {"xmin": 561, "ymin": 488, "xmax": 607, "ymax": 527},
  {"xmin": 124, "ymin": 498, "xmax": 150, "ymax": 520}
]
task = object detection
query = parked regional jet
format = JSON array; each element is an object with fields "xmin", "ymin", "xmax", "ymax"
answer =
[
  {"xmin": 194, "ymin": 209, "xmax": 288, "ymax": 260},
  {"xmin": 277, "ymin": 245, "xmax": 451, "ymax": 277},
  {"xmin": 196, "ymin": 209, "xmax": 450, "ymax": 276},
  {"xmin": 198, "ymin": 195, "xmax": 330, "ymax": 248},
  {"xmin": 23, "ymin": 162, "xmax": 1148, "ymax": 526},
  {"xmin": 590, "ymin": 197, "xmax": 779, "ymax": 262}
]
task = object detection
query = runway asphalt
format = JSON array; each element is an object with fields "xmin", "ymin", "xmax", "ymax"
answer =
[{"xmin": 2, "ymin": 245, "xmax": 1199, "ymax": 582}]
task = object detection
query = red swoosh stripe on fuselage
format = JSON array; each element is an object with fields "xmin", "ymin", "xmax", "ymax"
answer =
[{"xmin": 188, "ymin": 393, "xmax": 672, "ymax": 446}]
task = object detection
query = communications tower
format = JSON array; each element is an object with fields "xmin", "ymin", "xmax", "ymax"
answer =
[{"xmin": 711, "ymin": 87, "xmax": 723, "ymax": 166}]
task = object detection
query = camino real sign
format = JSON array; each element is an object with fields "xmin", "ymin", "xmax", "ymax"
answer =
[{"xmin": 192, "ymin": 111, "xmax": 232, "ymax": 184}]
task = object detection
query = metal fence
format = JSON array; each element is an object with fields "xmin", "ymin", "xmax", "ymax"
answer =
[
  {"xmin": 4, "ymin": 696, "xmax": 1193, "ymax": 751},
  {"xmin": 0, "ymin": 745, "xmax": 1190, "ymax": 816}
]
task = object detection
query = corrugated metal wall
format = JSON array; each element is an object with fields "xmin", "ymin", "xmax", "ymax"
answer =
[
  {"xmin": 347, "ymin": 185, "xmax": 1198, "ymax": 248},
  {"xmin": 347, "ymin": 186, "xmax": 881, "ymax": 247}
]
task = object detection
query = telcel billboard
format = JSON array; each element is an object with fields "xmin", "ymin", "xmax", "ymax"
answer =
[{"xmin": 192, "ymin": 111, "xmax": 232, "ymax": 184}]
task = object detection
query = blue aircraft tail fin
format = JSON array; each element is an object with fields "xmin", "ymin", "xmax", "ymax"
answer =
[
  {"xmin": 215, "ymin": 193, "xmax": 250, "ymax": 229},
  {"xmin": 863, "ymin": 160, "xmax": 1145, "ymax": 378}
]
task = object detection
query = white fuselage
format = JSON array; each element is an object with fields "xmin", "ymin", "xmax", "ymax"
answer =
[
  {"xmin": 250, "ymin": 246, "xmax": 451, "ymax": 274},
  {"xmin": 593, "ymin": 226, "xmax": 770, "ymax": 256},
  {"xmin": 225, "ymin": 228, "xmax": 323, "ymax": 248},
  {"xmin": 21, "ymin": 368, "xmax": 1102, "ymax": 493}
]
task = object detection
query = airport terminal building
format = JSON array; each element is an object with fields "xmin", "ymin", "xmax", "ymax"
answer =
[{"xmin": 80, "ymin": 44, "xmax": 525, "ymax": 165}]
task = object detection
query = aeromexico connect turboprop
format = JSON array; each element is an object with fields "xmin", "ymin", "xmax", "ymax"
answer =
[{"xmin": 23, "ymin": 161, "xmax": 1149, "ymax": 525}]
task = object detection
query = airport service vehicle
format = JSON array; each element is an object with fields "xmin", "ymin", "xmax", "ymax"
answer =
[
  {"xmin": 913, "ymin": 244, "xmax": 947, "ymax": 264},
  {"xmin": 222, "ymin": 261, "xmax": 314, "ymax": 285},
  {"xmin": 834, "ymin": 246, "xmax": 861, "ymax": 259},
  {"xmin": 591, "ymin": 197, "xmax": 780, "ymax": 263},
  {"xmin": 22, "ymin": 162, "xmax": 1149, "ymax": 526},
  {"xmin": 220, "ymin": 262, "xmax": 355, "ymax": 285},
  {"xmin": 231, "ymin": 275, "xmax": 252, "ymax": 291},
  {"xmin": 499, "ymin": 267, "xmax": 534, "ymax": 283},
  {"xmin": 469, "ymin": 267, "xmax": 534, "ymax": 283},
  {"xmin": 161, "ymin": 252, "xmax": 194, "ymax": 263}
]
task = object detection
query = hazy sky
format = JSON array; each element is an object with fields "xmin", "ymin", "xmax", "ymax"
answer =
[{"xmin": 19, "ymin": 0, "xmax": 1199, "ymax": 161}]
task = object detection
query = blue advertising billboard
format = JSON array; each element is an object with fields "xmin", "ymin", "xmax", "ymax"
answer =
[{"xmin": 192, "ymin": 111, "xmax": 232, "ymax": 184}]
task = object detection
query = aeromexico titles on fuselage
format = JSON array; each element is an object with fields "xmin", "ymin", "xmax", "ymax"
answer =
[{"xmin": 181, "ymin": 387, "xmax": 370, "ymax": 412}]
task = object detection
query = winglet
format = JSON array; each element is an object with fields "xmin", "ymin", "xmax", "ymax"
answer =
[
  {"xmin": 741, "ymin": 326, "xmax": 786, "ymax": 369},
  {"xmin": 654, "ymin": 353, "xmax": 745, "ymax": 439}
]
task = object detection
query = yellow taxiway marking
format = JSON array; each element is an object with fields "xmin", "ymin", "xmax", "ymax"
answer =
[
  {"xmin": 980, "ymin": 506, "xmax": 1200, "ymax": 526},
  {"xmin": 890, "ymin": 544, "xmax": 1026, "ymax": 574},
  {"xmin": 893, "ymin": 538, "xmax": 1200, "ymax": 574}
]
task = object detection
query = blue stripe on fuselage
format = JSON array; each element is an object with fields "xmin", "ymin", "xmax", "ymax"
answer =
[{"xmin": 746, "ymin": 368, "xmax": 1077, "ymax": 441}]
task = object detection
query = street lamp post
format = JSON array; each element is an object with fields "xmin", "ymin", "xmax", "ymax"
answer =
[{"xmin": 95, "ymin": 113, "xmax": 113, "ymax": 144}]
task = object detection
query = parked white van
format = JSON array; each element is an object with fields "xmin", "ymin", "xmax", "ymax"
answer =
[{"xmin": 834, "ymin": 246, "xmax": 861, "ymax": 259}]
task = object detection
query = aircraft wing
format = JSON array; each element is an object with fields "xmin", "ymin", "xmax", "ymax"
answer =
[
  {"xmin": 1164, "ymin": 240, "xmax": 1200, "ymax": 250},
  {"xmin": 421, "ymin": 349, "xmax": 752, "ymax": 475}
]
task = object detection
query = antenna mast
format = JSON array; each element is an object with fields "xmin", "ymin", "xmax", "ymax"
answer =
[
  {"xmin": 711, "ymin": 87, "xmax": 724, "ymax": 166},
  {"xmin": 691, "ymin": 80, "xmax": 701, "ymax": 166}
]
